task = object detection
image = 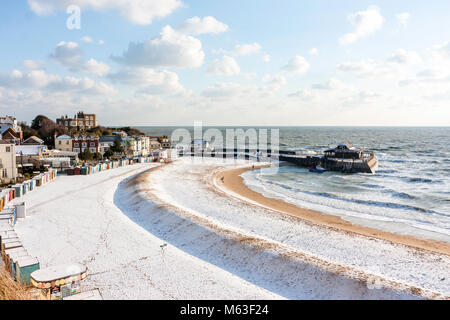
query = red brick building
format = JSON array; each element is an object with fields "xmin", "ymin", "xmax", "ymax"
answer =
[{"xmin": 72, "ymin": 135, "xmax": 99, "ymax": 154}]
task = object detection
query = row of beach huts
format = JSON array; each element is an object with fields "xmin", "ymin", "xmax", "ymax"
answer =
[
  {"xmin": 64, "ymin": 157, "xmax": 153, "ymax": 176},
  {"xmin": 0, "ymin": 156, "xmax": 158, "ymax": 299},
  {"xmin": 0, "ymin": 169, "xmax": 58, "ymax": 288}
]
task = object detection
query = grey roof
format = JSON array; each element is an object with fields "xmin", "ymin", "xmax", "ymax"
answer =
[{"xmin": 100, "ymin": 136, "xmax": 122, "ymax": 143}]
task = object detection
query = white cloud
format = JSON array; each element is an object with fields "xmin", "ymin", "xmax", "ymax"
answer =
[
  {"xmin": 23, "ymin": 60, "xmax": 45, "ymax": 70},
  {"xmin": 262, "ymin": 54, "xmax": 271, "ymax": 62},
  {"xmin": 84, "ymin": 59, "xmax": 111, "ymax": 76},
  {"xmin": 283, "ymin": 55, "xmax": 310, "ymax": 75},
  {"xmin": 337, "ymin": 49, "xmax": 421, "ymax": 78},
  {"xmin": 108, "ymin": 68, "xmax": 187, "ymax": 95},
  {"xmin": 309, "ymin": 48, "xmax": 319, "ymax": 55},
  {"xmin": 81, "ymin": 36, "xmax": 104, "ymax": 45},
  {"xmin": 50, "ymin": 41, "xmax": 110, "ymax": 75},
  {"xmin": 312, "ymin": 78, "xmax": 350, "ymax": 91},
  {"xmin": 434, "ymin": 41, "xmax": 450, "ymax": 58},
  {"xmin": 337, "ymin": 59, "xmax": 382, "ymax": 77},
  {"xmin": 28, "ymin": 0, "xmax": 182, "ymax": 25},
  {"xmin": 232, "ymin": 43, "xmax": 262, "ymax": 56},
  {"xmin": 50, "ymin": 41, "xmax": 84, "ymax": 67},
  {"xmin": 206, "ymin": 56, "xmax": 240, "ymax": 76},
  {"xmin": 112, "ymin": 26, "xmax": 205, "ymax": 69},
  {"xmin": 178, "ymin": 16, "xmax": 229, "ymax": 35},
  {"xmin": 202, "ymin": 82, "xmax": 259, "ymax": 99},
  {"xmin": 288, "ymin": 89, "xmax": 314, "ymax": 100},
  {"xmin": 339, "ymin": 6, "xmax": 384, "ymax": 45},
  {"xmin": 81, "ymin": 36, "xmax": 94, "ymax": 43},
  {"xmin": 262, "ymin": 74, "xmax": 287, "ymax": 88},
  {"xmin": 0, "ymin": 69, "xmax": 115, "ymax": 95},
  {"xmin": 396, "ymin": 13, "xmax": 411, "ymax": 27},
  {"xmin": 387, "ymin": 49, "xmax": 421, "ymax": 65}
]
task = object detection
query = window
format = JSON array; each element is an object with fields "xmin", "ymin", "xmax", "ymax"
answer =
[
  {"xmin": 82, "ymin": 142, "xmax": 87, "ymax": 147},
  {"xmin": 90, "ymin": 142, "xmax": 95, "ymax": 147},
  {"xmin": 74, "ymin": 143, "xmax": 79, "ymax": 147},
  {"xmin": 6, "ymin": 147, "xmax": 10, "ymax": 152},
  {"xmin": 58, "ymin": 141, "xmax": 62, "ymax": 145},
  {"xmin": 66, "ymin": 141, "xmax": 70, "ymax": 145}
]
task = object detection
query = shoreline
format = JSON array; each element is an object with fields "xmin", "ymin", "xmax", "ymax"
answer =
[{"xmin": 214, "ymin": 164, "xmax": 450, "ymax": 256}]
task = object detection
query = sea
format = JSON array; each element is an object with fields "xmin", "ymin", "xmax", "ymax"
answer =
[{"xmin": 137, "ymin": 126, "xmax": 450, "ymax": 243}]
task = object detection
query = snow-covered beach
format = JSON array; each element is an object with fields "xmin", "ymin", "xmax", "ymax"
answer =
[{"xmin": 13, "ymin": 158, "xmax": 450, "ymax": 299}]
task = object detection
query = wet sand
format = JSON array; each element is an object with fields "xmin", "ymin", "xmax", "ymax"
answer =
[{"xmin": 214, "ymin": 164, "xmax": 450, "ymax": 256}]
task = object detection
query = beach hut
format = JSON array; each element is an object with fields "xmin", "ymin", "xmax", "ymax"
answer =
[
  {"xmin": 33, "ymin": 174, "xmax": 41, "ymax": 186},
  {"xmin": 8, "ymin": 188, "xmax": 15, "ymax": 201},
  {"xmin": 2, "ymin": 241, "xmax": 22, "ymax": 261},
  {"xmin": 9, "ymin": 249, "xmax": 28, "ymax": 279},
  {"xmin": 4, "ymin": 247, "xmax": 26, "ymax": 273},
  {"xmin": 31, "ymin": 263, "xmax": 88, "ymax": 300},
  {"xmin": 0, "ymin": 230, "xmax": 17, "ymax": 252},
  {"xmin": 15, "ymin": 202, "xmax": 26, "ymax": 219},
  {"xmin": 16, "ymin": 256, "xmax": 40, "ymax": 286},
  {"xmin": 13, "ymin": 184, "xmax": 23, "ymax": 198},
  {"xmin": 0, "ymin": 207, "xmax": 16, "ymax": 226},
  {"xmin": 1, "ymin": 191, "xmax": 8, "ymax": 208},
  {"xmin": 73, "ymin": 167, "xmax": 81, "ymax": 175},
  {"xmin": 22, "ymin": 182, "xmax": 28, "ymax": 195},
  {"xmin": 33, "ymin": 176, "xmax": 40, "ymax": 187},
  {"xmin": 80, "ymin": 167, "xmax": 88, "ymax": 175},
  {"xmin": 0, "ymin": 212, "xmax": 14, "ymax": 228}
]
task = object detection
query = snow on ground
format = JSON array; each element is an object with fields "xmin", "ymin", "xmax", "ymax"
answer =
[
  {"xmin": 13, "ymin": 164, "xmax": 282, "ymax": 299},
  {"xmin": 12, "ymin": 158, "xmax": 450, "ymax": 299},
  {"xmin": 143, "ymin": 157, "xmax": 450, "ymax": 299}
]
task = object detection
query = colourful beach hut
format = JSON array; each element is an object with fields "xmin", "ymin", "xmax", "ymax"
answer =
[
  {"xmin": 16, "ymin": 256, "xmax": 40, "ymax": 286},
  {"xmin": 0, "ymin": 208, "xmax": 16, "ymax": 226},
  {"xmin": 9, "ymin": 249, "xmax": 28, "ymax": 279},
  {"xmin": 2, "ymin": 241, "xmax": 22, "ymax": 261},
  {"xmin": 13, "ymin": 184, "xmax": 23, "ymax": 198},
  {"xmin": 80, "ymin": 167, "xmax": 88, "ymax": 175},
  {"xmin": 0, "ymin": 213, "xmax": 13, "ymax": 228},
  {"xmin": 4, "ymin": 246, "xmax": 25, "ymax": 270},
  {"xmin": 0, "ymin": 230, "xmax": 17, "ymax": 252},
  {"xmin": 31, "ymin": 263, "xmax": 88, "ymax": 300},
  {"xmin": 74, "ymin": 167, "xmax": 81, "ymax": 175}
]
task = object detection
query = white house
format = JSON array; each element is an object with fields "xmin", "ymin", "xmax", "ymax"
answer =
[
  {"xmin": 191, "ymin": 139, "xmax": 212, "ymax": 152},
  {"xmin": 0, "ymin": 140, "xmax": 17, "ymax": 183}
]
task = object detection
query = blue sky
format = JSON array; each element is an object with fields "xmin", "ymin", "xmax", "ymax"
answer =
[{"xmin": 0, "ymin": 0, "xmax": 449, "ymax": 126}]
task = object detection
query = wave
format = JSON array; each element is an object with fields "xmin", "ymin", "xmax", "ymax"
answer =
[{"xmin": 251, "ymin": 174, "xmax": 448, "ymax": 218}]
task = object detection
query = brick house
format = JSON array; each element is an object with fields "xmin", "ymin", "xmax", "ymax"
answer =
[{"xmin": 72, "ymin": 135, "xmax": 99, "ymax": 154}]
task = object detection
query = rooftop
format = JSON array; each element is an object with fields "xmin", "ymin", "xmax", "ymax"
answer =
[{"xmin": 56, "ymin": 135, "xmax": 72, "ymax": 139}]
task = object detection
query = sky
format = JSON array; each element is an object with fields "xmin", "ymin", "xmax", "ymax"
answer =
[{"xmin": 0, "ymin": 0, "xmax": 449, "ymax": 126}]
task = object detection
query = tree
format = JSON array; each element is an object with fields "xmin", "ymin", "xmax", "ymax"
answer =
[
  {"xmin": 30, "ymin": 115, "xmax": 69, "ymax": 147},
  {"xmin": 93, "ymin": 152, "xmax": 103, "ymax": 160},
  {"xmin": 19, "ymin": 122, "xmax": 38, "ymax": 140},
  {"xmin": 103, "ymin": 149, "xmax": 114, "ymax": 159},
  {"xmin": 110, "ymin": 138, "xmax": 124, "ymax": 153},
  {"xmin": 79, "ymin": 149, "xmax": 93, "ymax": 161}
]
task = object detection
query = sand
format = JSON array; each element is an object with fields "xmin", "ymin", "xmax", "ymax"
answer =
[{"xmin": 214, "ymin": 164, "xmax": 450, "ymax": 256}]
